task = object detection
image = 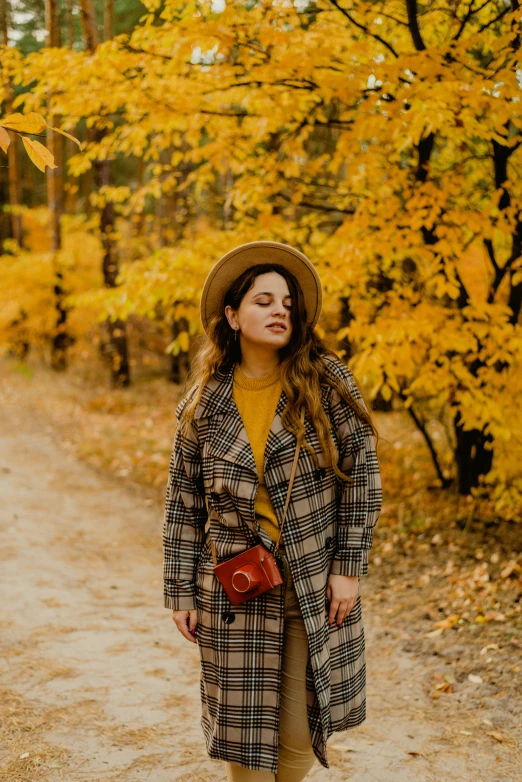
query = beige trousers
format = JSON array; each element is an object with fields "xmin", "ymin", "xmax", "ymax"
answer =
[{"xmin": 225, "ymin": 555, "xmax": 316, "ymax": 782}]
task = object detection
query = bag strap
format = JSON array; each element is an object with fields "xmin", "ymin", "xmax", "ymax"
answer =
[
  {"xmin": 207, "ymin": 502, "xmax": 218, "ymax": 566},
  {"xmin": 274, "ymin": 405, "xmax": 305, "ymax": 554},
  {"xmin": 206, "ymin": 405, "xmax": 305, "ymax": 566}
]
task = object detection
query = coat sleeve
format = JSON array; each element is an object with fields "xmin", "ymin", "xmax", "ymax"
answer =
[
  {"xmin": 328, "ymin": 364, "xmax": 383, "ymax": 578},
  {"xmin": 163, "ymin": 395, "xmax": 207, "ymax": 611}
]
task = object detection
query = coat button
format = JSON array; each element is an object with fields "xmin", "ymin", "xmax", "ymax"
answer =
[
  {"xmin": 210, "ymin": 491, "xmax": 220, "ymax": 502},
  {"xmin": 325, "ymin": 536, "xmax": 332, "ymax": 549},
  {"xmin": 314, "ymin": 468, "xmax": 326, "ymax": 481},
  {"xmin": 222, "ymin": 611, "xmax": 235, "ymax": 624}
]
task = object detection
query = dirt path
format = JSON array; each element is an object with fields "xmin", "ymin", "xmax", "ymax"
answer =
[{"xmin": 0, "ymin": 394, "xmax": 519, "ymax": 781}]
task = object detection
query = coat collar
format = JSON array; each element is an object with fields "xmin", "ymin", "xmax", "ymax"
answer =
[
  {"xmin": 193, "ymin": 361, "xmax": 238, "ymax": 420},
  {"xmin": 193, "ymin": 361, "xmax": 296, "ymax": 476}
]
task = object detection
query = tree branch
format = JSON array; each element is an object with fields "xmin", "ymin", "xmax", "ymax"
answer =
[
  {"xmin": 394, "ymin": 380, "xmax": 452, "ymax": 488},
  {"xmin": 453, "ymin": 0, "xmax": 494, "ymax": 41},
  {"xmin": 476, "ymin": 6, "xmax": 511, "ymax": 34},
  {"xmin": 201, "ymin": 78, "xmax": 319, "ymax": 95},
  {"xmin": 278, "ymin": 190, "xmax": 356, "ymax": 214},
  {"xmin": 327, "ymin": 0, "xmax": 399, "ymax": 58},
  {"xmin": 405, "ymin": 0, "xmax": 426, "ymax": 51},
  {"xmin": 484, "ymin": 237, "xmax": 500, "ymax": 274}
]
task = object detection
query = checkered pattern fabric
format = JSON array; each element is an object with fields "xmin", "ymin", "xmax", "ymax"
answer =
[{"xmin": 163, "ymin": 353, "xmax": 383, "ymax": 773}]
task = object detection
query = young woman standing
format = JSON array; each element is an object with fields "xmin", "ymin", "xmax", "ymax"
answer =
[{"xmin": 163, "ymin": 241, "xmax": 383, "ymax": 781}]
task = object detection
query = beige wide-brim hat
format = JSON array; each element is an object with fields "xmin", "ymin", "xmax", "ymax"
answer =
[{"xmin": 200, "ymin": 240, "xmax": 323, "ymax": 334}]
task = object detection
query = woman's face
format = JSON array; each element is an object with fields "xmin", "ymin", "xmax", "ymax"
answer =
[{"xmin": 225, "ymin": 271, "xmax": 293, "ymax": 350}]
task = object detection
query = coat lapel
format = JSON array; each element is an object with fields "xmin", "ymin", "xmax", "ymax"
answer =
[
  {"xmin": 263, "ymin": 391, "xmax": 298, "ymax": 473},
  {"xmin": 193, "ymin": 361, "xmax": 299, "ymax": 477}
]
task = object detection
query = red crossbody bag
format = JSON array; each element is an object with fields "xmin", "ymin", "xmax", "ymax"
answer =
[{"xmin": 206, "ymin": 407, "xmax": 305, "ymax": 605}]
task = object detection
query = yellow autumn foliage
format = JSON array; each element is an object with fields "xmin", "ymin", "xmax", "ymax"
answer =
[{"xmin": 0, "ymin": 1, "xmax": 521, "ymax": 513}]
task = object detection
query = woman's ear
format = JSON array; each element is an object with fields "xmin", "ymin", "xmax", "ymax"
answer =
[{"xmin": 224, "ymin": 304, "xmax": 238, "ymax": 330}]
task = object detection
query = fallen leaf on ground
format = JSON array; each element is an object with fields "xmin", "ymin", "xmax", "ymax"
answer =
[
  {"xmin": 500, "ymin": 561, "xmax": 519, "ymax": 579},
  {"xmin": 484, "ymin": 610, "xmax": 506, "ymax": 621},
  {"xmin": 425, "ymin": 627, "xmax": 444, "ymax": 637},
  {"xmin": 435, "ymin": 682, "xmax": 454, "ymax": 692},
  {"xmin": 434, "ymin": 613, "xmax": 460, "ymax": 629}
]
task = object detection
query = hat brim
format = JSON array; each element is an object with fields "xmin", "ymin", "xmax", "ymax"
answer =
[{"xmin": 200, "ymin": 241, "xmax": 322, "ymax": 334}]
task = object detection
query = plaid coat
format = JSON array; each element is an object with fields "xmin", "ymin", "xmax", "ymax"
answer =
[{"xmin": 163, "ymin": 353, "xmax": 382, "ymax": 773}]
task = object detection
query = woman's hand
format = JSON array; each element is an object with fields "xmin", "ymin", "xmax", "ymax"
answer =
[
  {"xmin": 326, "ymin": 574, "xmax": 359, "ymax": 627},
  {"xmin": 172, "ymin": 609, "xmax": 198, "ymax": 643}
]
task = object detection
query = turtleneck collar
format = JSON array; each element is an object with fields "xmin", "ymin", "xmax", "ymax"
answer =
[{"xmin": 233, "ymin": 362, "xmax": 281, "ymax": 390}]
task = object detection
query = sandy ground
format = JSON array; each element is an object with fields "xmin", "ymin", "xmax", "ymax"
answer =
[{"xmin": 0, "ymin": 393, "xmax": 520, "ymax": 781}]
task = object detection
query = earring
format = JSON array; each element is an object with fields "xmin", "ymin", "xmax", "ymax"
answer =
[{"xmin": 234, "ymin": 328, "xmax": 238, "ymax": 341}]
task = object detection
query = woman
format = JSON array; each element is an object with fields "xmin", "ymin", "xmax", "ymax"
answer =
[{"xmin": 163, "ymin": 240, "xmax": 383, "ymax": 781}]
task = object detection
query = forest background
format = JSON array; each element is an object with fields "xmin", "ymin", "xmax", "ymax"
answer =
[{"xmin": 1, "ymin": 2, "xmax": 522, "ymax": 771}]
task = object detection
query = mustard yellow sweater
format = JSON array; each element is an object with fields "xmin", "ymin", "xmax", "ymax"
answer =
[{"xmin": 233, "ymin": 363, "xmax": 283, "ymax": 546}]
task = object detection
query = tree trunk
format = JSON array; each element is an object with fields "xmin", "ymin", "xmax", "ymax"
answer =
[
  {"xmin": 0, "ymin": 0, "xmax": 7, "ymax": 45},
  {"xmin": 134, "ymin": 156, "xmax": 145, "ymax": 236},
  {"xmin": 94, "ymin": 149, "xmax": 130, "ymax": 386},
  {"xmin": 453, "ymin": 407, "xmax": 494, "ymax": 494},
  {"xmin": 155, "ymin": 144, "xmax": 191, "ymax": 385},
  {"xmin": 82, "ymin": 159, "xmax": 93, "ymax": 217},
  {"xmin": 66, "ymin": 0, "xmax": 74, "ymax": 46},
  {"xmin": 45, "ymin": 0, "xmax": 70, "ymax": 371},
  {"xmin": 63, "ymin": 0, "xmax": 77, "ymax": 215},
  {"xmin": 78, "ymin": 0, "xmax": 97, "ymax": 51},
  {"xmin": 80, "ymin": 0, "xmax": 130, "ymax": 387},
  {"xmin": 104, "ymin": 0, "xmax": 114, "ymax": 43},
  {"xmin": 1, "ymin": 0, "xmax": 23, "ymax": 248},
  {"xmin": 169, "ymin": 317, "xmax": 190, "ymax": 384}
]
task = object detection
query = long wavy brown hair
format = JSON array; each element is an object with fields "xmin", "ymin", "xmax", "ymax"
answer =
[{"xmin": 178, "ymin": 263, "xmax": 379, "ymax": 483}]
